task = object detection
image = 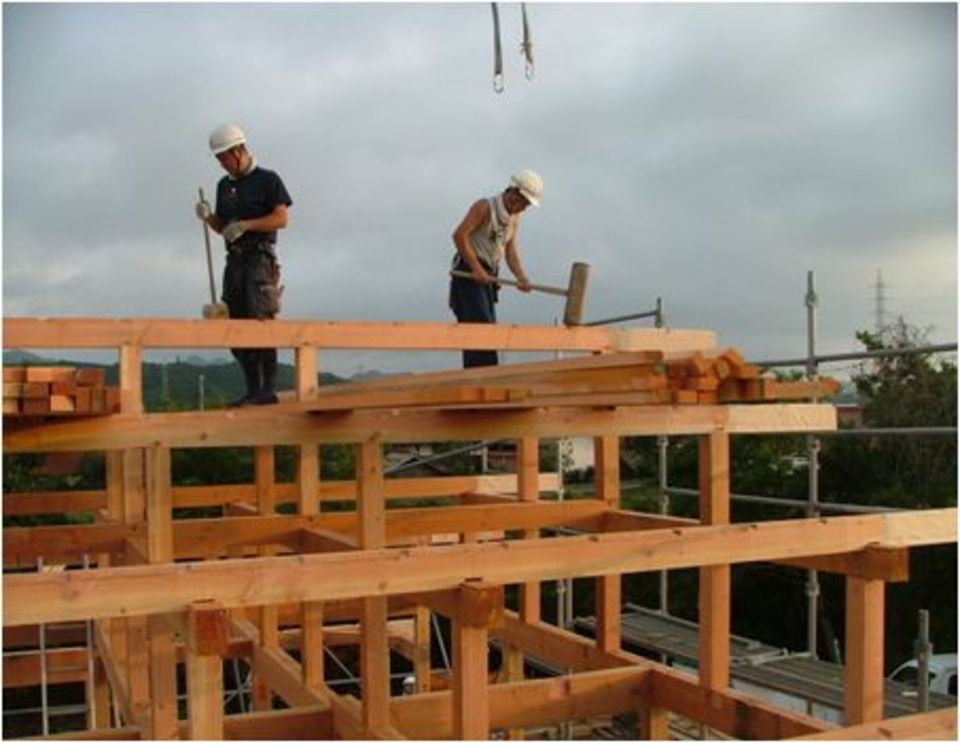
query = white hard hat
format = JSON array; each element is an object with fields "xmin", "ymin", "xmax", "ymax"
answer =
[
  {"xmin": 209, "ymin": 123, "xmax": 246, "ymax": 155},
  {"xmin": 510, "ymin": 169, "xmax": 543, "ymax": 207}
]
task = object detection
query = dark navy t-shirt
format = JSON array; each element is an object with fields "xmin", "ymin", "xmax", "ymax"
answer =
[{"xmin": 215, "ymin": 166, "xmax": 293, "ymax": 244}]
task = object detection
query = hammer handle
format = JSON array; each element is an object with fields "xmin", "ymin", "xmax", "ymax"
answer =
[{"xmin": 449, "ymin": 270, "xmax": 567, "ymax": 297}]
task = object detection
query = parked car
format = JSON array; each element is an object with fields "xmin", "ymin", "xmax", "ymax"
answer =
[{"xmin": 889, "ymin": 653, "xmax": 957, "ymax": 697}]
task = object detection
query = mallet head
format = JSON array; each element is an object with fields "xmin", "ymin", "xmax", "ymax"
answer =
[{"xmin": 563, "ymin": 262, "xmax": 590, "ymax": 326}]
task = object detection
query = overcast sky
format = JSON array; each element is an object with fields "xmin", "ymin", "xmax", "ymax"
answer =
[{"xmin": 3, "ymin": 2, "xmax": 956, "ymax": 376}]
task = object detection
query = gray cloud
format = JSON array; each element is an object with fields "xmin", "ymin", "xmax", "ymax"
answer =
[{"xmin": 3, "ymin": 3, "xmax": 956, "ymax": 375}]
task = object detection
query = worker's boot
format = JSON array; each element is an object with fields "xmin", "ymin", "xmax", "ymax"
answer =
[
  {"xmin": 247, "ymin": 352, "xmax": 279, "ymax": 406},
  {"xmin": 228, "ymin": 353, "xmax": 260, "ymax": 407}
]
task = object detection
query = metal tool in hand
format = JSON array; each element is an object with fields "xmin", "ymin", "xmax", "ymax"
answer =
[
  {"xmin": 450, "ymin": 261, "xmax": 590, "ymax": 326},
  {"xmin": 198, "ymin": 187, "xmax": 229, "ymax": 319}
]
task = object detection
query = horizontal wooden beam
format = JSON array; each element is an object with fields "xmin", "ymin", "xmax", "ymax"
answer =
[
  {"xmin": 3, "ymin": 317, "xmax": 715, "ymax": 353},
  {"xmin": 494, "ymin": 613, "xmax": 830, "ymax": 738},
  {"xmin": 4, "ymin": 523, "xmax": 135, "ymax": 566},
  {"xmin": 792, "ymin": 707, "xmax": 956, "ymax": 740},
  {"xmin": 600, "ymin": 510, "xmax": 911, "ymax": 581},
  {"xmin": 4, "ymin": 403, "xmax": 837, "ymax": 452},
  {"xmin": 3, "ymin": 474, "xmax": 560, "ymax": 517},
  {"xmin": 648, "ymin": 666, "xmax": 832, "ymax": 738},
  {"xmin": 5, "ymin": 509, "xmax": 953, "ymax": 626},
  {"xmin": 391, "ymin": 666, "xmax": 652, "ymax": 738},
  {"xmin": 4, "ymin": 647, "xmax": 89, "ymax": 687}
]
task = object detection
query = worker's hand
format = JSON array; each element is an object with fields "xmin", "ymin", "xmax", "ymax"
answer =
[
  {"xmin": 471, "ymin": 267, "xmax": 497, "ymax": 285},
  {"xmin": 516, "ymin": 275, "xmax": 533, "ymax": 293},
  {"xmin": 195, "ymin": 200, "xmax": 212, "ymax": 222},
  {"xmin": 222, "ymin": 221, "xmax": 247, "ymax": 244}
]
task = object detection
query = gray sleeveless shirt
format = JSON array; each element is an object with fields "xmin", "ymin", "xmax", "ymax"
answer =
[{"xmin": 467, "ymin": 195, "xmax": 515, "ymax": 273}]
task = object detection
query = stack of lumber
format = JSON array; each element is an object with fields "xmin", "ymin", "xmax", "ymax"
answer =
[
  {"xmin": 298, "ymin": 348, "xmax": 838, "ymax": 412},
  {"xmin": 2, "ymin": 367, "xmax": 119, "ymax": 417}
]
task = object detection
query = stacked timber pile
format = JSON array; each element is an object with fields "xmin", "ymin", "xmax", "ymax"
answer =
[
  {"xmin": 300, "ymin": 348, "xmax": 839, "ymax": 412},
  {"xmin": 2, "ymin": 366, "xmax": 119, "ymax": 417}
]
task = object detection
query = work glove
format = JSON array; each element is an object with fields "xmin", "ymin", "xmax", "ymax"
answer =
[
  {"xmin": 195, "ymin": 200, "xmax": 212, "ymax": 221},
  {"xmin": 222, "ymin": 221, "xmax": 247, "ymax": 244}
]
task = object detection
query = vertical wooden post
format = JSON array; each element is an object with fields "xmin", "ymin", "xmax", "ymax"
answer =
[
  {"xmin": 186, "ymin": 601, "xmax": 228, "ymax": 740},
  {"xmin": 637, "ymin": 704, "xmax": 670, "ymax": 739},
  {"xmin": 413, "ymin": 606, "xmax": 432, "ymax": 694},
  {"xmin": 301, "ymin": 601, "xmax": 324, "ymax": 692},
  {"xmin": 595, "ymin": 435, "xmax": 621, "ymax": 652},
  {"xmin": 145, "ymin": 445, "xmax": 178, "ymax": 739},
  {"xmin": 844, "ymin": 577, "xmax": 885, "ymax": 725},
  {"xmin": 252, "ymin": 445, "xmax": 277, "ymax": 710},
  {"xmin": 452, "ymin": 582, "xmax": 497, "ymax": 740},
  {"xmin": 357, "ymin": 436, "xmax": 390, "ymax": 732},
  {"xmin": 87, "ymin": 658, "xmax": 112, "ymax": 729},
  {"xmin": 517, "ymin": 438, "xmax": 540, "ymax": 623},
  {"xmin": 502, "ymin": 645, "xmax": 525, "ymax": 740},
  {"xmin": 296, "ymin": 346, "xmax": 319, "ymax": 516},
  {"xmin": 698, "ymin": 432, "xmax": 730, "ymax": 691},
  {"xmin": 126, "ymin": 617, "xmax": 151, "ymax": 729}
]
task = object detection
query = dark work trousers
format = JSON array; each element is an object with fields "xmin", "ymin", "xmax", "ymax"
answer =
[
  {"xmin": 449, "ymin": 273, "xmax": 499, "ymax": 368},
  {"xmin": 222, "ymin": 244, "xmax": 280, "ymax": 396}
]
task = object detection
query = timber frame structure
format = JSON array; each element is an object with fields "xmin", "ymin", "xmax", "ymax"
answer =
[{"xmin": 3, "ymin": 317, "xmax": 957, "ymax": 741}]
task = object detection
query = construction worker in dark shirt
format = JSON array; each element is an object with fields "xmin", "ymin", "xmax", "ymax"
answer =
[
  {"xmin": 449, "ymin": 169, "xmax": 542, "ymax": 367},
  {"xmin": 195, "ymin": 123, "xmax": 292, "ymax": 406}
]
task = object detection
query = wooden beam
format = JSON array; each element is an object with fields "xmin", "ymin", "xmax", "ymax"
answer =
[
  {"xmin": 600, "ymin": 510, "xmax": 912, "ymax": 580},
  {"xmin": 517, "ymin": 437, "xmax": 541, "ymax": 623},
  {"xmin": 185, "ymin": 600, "xmax": 227, "ymax": 739},
  {"xmin": 698, "ymin": 431, "xmax": 730, "ymax": 691},
  {"xmin": 844, "ymin": 577, "xmax": 885, "ymax": 725},
  {"xmin": 648, "ymin": 666, "xmax": 831, "ymax": 738},
  {"xmin": 452, "ymin": 603, "xmax": 490, "ymax": 739},
  {"xmin": 357, "ymin": 436, "xmax": 391, "ymax": 732},
  {"xmin": 220, "ymin": 705, "xmax": 334, "ymax": 740},
  {"xmin": 793, "ymin": 707, "xmax": 957, "ymax": 740},
  {"xmin": 3, "ymin": 403, "xmax": 838, "ymax": 452},
  {"xmin": 3, "ymin": 317, "xmax": 715, "ymax": 354},
  {"xmin": 5, "ymin": 509, "xmax": 955, "ymax": 626},
  {"xmin": 594, "ymin": 435, "xmax": 621, "ymax": 653},
  {"xmin": 3, "ymin": 648, "xmax": 88, "ymax": 687},
  {"xmin": 392, "ymin": 666, "xmax": 652, "ymax": 738}
]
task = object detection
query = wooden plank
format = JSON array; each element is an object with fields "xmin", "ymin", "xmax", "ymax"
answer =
[
  {"xmin": 5, "ymin": 509, "xmax": 955, "ymax": 626},
  {"xmin": 844, "ymin": 577, "xmax": 885, "ymax": 725},
  {"xmin": 3, "ymin": 317, "xmax": 716, "ymax": 353},
  {"xmin": 794, "ymin": 707, "xmax": 957, "ymax": 740},
  {"xmin": 3, "ymin": 403, "xmax": 838, "ymax": 453}
]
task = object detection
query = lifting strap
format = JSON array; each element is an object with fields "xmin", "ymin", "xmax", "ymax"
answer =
[
  {"xmin": 491, "ymin": 2, "xmax": 535, "ymax": 92},
  {"xmin": 491, "ymin": 3, "xmax": 505, "ymax": 93}
]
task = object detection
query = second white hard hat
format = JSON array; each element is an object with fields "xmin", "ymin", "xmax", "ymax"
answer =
[
  {"xmin": 209, "ymin": 123, "xmax": 247, "ymax": 155},
  {"xmin": 510, "ymin": 169, "xmax": 543, "ymax": 207}
]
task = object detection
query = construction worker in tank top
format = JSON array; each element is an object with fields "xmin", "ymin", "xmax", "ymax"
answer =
[
  {"xmin": 449, "ymin": 169, "xmax": 543, "ymax": 368},
  {"xmin": 195, "ymin": 123, "xmax": 293, "ymax": 406}
]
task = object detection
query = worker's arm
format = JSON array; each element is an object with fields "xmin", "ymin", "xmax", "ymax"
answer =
[
  {"xmin": 236, "ymin": 204, "xmax": 290, "ymax": 234},
  {"xmin": 504, "ymin": 233, "xmax": 532, "ymax": 292},
  {"xmin": 452, "ymin": 200, "xmax": 496, "ymax": 284}
]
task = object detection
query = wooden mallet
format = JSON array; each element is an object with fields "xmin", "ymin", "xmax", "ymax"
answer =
[{"xmin": 451, "ymin": 261, "xmax": 590, "ymax": 326}]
